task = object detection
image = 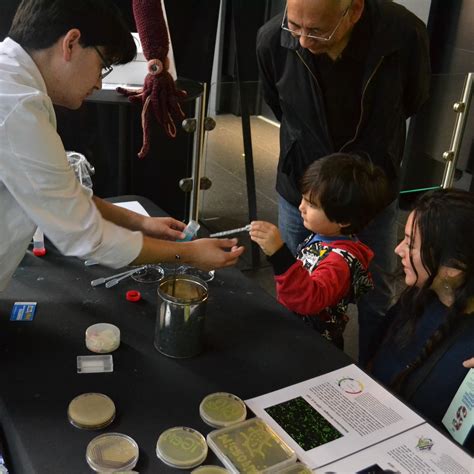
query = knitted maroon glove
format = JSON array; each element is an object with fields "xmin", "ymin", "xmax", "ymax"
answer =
[{"xmin": 117, "ymin": 0, "xmax": 187, "ymax": 158}]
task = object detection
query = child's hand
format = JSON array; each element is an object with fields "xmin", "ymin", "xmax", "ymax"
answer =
[{"xmin": 249, "ymin": 221, "xmax": 284, "ymax": 256}]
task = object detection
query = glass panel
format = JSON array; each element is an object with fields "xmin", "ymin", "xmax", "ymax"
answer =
[
  {"xmin": 401, "ymin": 73, "xmax": 473, "ymax": 196},
  {"xmin": 200, "ymin": 81, "xmax": 279, "ymax": 239}
]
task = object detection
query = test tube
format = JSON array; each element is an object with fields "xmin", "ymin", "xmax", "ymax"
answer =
[
  {"xmin": 177, "ymin": 220, "xmax": 200, "ymax": 242},
  {"xmin": 32, "ymin": 227, "xmax": 46, "ymax": 257}
]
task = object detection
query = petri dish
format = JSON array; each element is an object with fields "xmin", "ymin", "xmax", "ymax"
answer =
[
  {"xmin": 156, "ymin": 426, "xmax": 208, "ymax": 469},
  {"xmin": 192, "ymin": 466, "xmax": 229, "ymax": 474},
  {"xmin": 179, "ymin": 265, "xmax": 215, "ymax": 282},
  {"xmin": 200, "ymin": 392, "xmax": 247, "ymax": 428},
  {"xmin": 131, "ymin": 264, "xmax": 164, "ymax": 283},
  {"xmin": 85, "ymin": 323, "xmax": 120, "ymax": 353},
  {"xmin": 207, "ymin": 418, "xmax": 296, "ymax": 473},
  {"xmin": 86, "ymin": 432, "xmax": 139, "ymax": 472},
  {"xmin": 67, "ymin": 393, "xmax": 115, "ymax": 430}
]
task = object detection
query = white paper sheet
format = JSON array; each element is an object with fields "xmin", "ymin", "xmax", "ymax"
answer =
[
  {"xmin": 114, "ymin": 201, "xmax": 149, "ymax": 217},
  {"xmin": 245, "ymin": 364, "xmax": 425, "ymax": 469},
  {"xmin": 322, "ymin": 422, "xmax": 473, "ymax": 473}
]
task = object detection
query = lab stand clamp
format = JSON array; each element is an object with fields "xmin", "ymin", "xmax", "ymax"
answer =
[{"xmin": 179, "ymin": 83, "xmax": 215, "ymax": 222}]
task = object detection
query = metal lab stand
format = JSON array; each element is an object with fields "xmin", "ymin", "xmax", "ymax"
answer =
[{"xmin": 181, "ymin": 82, "xmax": 214, "ymax": 223}]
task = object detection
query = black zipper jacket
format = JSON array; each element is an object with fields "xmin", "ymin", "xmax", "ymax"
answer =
[{"xmin": 256, "ymin": 0, "xmax": 430, "ymax": 206}]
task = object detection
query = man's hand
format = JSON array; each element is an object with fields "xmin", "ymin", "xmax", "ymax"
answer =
[
  {"xmin": 142, "ymin": 217, "xmax": 186, "ymax": 240},
  {"xmin": 188, "ymin": 238, "xmax": 245, "ymax": 271},
  {"xmin": 463, "ymin": 358, "xmax": 474, "ymax": 369},
  {"xmin": 249, "ymin": 221, "xmax": 284, "ymax": 256}
]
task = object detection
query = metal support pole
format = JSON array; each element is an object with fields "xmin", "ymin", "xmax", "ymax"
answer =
[
  {"xmin": 189, "ymin": 83, "xmax": 208, "ymax": 222},
  {"xmin": 441, "ymin": 72, "xmax": 473, "ymax": 189},
  {"xmin": 232, "ymin": 0, "xmax": 260, "ymax": 268}
]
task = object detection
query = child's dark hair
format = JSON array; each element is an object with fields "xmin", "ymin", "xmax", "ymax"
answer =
[
  {"xmin": 383, "ymin": 189, "xmax": 474, "ymax": 394},
  {"xmin": 9, "ymin": 0, "xmax": 136, "ymax": 65},
  {"xmin": 300, "ymin": 153, "xmax": 391, "ymax": 235}
]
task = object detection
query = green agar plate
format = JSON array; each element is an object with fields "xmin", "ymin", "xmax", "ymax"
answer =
[
  {"xmin": 191, "ymin": 466, "xmax": 230, "ymax": 473},
  {"xmin": 86, "ymin": 432, "xmax": 139, "ymax": 472},
  {"xmin": 207, "ymin": 418, "xmax": 296, "ymax": 473},
  {"xmin": 156, "ymin": 426, "xmax": 208, "ymax": 469},
  {"xmin": 200, "ymin": 392, "xmax": 247, "ymax": 428},
  {"xmin": 279, "ymin": 462, "xmax": 313, "ymax": 473}
]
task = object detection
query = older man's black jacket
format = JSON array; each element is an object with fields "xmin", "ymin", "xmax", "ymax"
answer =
[{"xmin": 256, "ymin": 0, "xmax": 430, "ymax": 206}]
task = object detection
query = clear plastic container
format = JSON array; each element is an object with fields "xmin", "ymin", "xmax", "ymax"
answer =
[
  {"xmin": 66, "ymin": 151, "xmax": 95, "ymax": 189},
  {"xmin": 200, "ymin": 392, "xmax": 247, "ymax": 428},
  {"xmin": 177, "ymin": 220, "xmax": 200, "ymax": 242},
  {"xmin": 86, "ymin": 433, "xmax": 139, "ymax": 472},
  {"xmin": 67, "ymin": 393, "xmax": 115, "ymax": 430},
  {"xmin": 156, "ymin": 426, "xmax": 208, "ymax": 469},
  {"xmin": 207, "ymin": 418, "xmax": 296, "ymax": 474},
  {"xmin": 278, "ymin": 462, "xmax": 312, "ymax": 473},
  {"xmin": 32, "ymin": 227, "xmax": 46, "ymax": 256},
  {"xmin": 86, "ymin": 323, "xmax": 120, "ymax": 353},
  {"xmin": 76, "ymin": 355, "xmax": 113, "ymax": 374}
]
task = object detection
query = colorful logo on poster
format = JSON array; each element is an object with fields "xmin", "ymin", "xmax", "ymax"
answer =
[
  {"xmin": 337, "ymin": 377, "xmax": 364, "ymax": 395},
  {"xmin": 416, "ymin": 436, "xmax": 434, "ymax": 451}
]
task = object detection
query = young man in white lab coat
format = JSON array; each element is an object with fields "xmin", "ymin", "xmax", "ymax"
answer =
[{"xmin": 0, "ymin": 0, "xmax": 244, "ymax": 291}]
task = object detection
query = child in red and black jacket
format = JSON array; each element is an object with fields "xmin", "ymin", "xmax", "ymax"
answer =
[{"xmin": 250, "ymin": 153, "xmax": 391, "ymax": 349}]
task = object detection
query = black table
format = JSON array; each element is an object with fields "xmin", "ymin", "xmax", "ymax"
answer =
[{"xmin": 0, "ymin": 197, "xmax": 352, "ymax": 473}]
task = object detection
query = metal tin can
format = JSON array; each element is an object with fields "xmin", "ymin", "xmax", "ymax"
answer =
[{"xmin": 155, "ymin": 275, "xmax": 208, "ymax": 358}]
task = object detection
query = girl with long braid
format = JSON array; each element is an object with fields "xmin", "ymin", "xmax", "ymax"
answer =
[{"xmin": 370, "ymin": 189, "xmax": 474, "ymax": 450}]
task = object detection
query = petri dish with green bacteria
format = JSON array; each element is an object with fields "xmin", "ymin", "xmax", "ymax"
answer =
[
  {"xmin": 200, "ymin": 392, "xmax": 247, "ymax": 428},
  {"xmin": 207, "ymin": 418, "xmax": 296, "ymax": 473},
  {"xmin": 156, "ymin": 426, "xmax": 208, "ymax": 469}
]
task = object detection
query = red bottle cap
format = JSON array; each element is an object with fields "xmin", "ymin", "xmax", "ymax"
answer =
[
  {"xmin": 33, "ymin": 248, "xmax": 46, "ymax": 257},
  {"xmin": 126, "ymin": 290, "xmax": 141, "ymax": 302}
]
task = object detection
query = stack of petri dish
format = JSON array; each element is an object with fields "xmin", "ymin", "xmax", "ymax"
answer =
[
  {"xmin": 199, "ymin": 392, "xmax": 247, "ymax": 428},
  {"xmin": 156, "ymin": 426, "xmax": 208, "ymax": 470}
]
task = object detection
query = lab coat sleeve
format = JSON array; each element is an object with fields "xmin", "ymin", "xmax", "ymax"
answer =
[{"xmin": 3, "ymin": 94, "xmax": 143, "ymax": 268}]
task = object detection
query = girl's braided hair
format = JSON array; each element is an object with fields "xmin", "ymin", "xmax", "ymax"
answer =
[{"xmin": 385, "ymin": 188, "xmax": 474, "ymax": 394}]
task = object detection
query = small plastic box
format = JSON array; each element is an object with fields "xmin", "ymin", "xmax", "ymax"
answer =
[
  {"xmin": 177, "ymin": 220, "xmax": 200, "ymax": 242},
  {"xmin": 77, "ymin": 355, "xmax": 113, "ymax": 374},
  {"xmin": 207, "ymin": 418, "xmax": 296, "ymax": 473}
]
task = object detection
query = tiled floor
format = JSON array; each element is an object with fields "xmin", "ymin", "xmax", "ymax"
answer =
[{"xmin": 199, "ymin": 114, "xmax": 407, "ymax": 362}]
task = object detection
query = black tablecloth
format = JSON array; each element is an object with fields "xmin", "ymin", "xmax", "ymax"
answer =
[{"xmin": 0, "ymin": 197, "xmax": 352, "ymax": 473}]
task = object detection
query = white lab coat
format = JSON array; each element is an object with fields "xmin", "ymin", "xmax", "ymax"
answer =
[{"xmin": 0, "ymin": 38, "xmax": 143, "ymax": 291}]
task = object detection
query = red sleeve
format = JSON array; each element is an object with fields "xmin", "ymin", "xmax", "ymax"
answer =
[{"xmin": 274, "ymin": 252, "xmax": 351, "ymax": 315}]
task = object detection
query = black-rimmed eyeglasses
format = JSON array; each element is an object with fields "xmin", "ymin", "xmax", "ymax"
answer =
[
  {"xmin": 281, "ymin": 1, "xmax": 352, "ymax": 42},
  {"xmin": 93, "ymin": 46, "xmax": 114, "ymax": 80}
]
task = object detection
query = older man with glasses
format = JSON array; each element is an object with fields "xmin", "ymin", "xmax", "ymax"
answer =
[{"xmin": 256, "ymin": 0, "xmax": 430, "ymax": 365}]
